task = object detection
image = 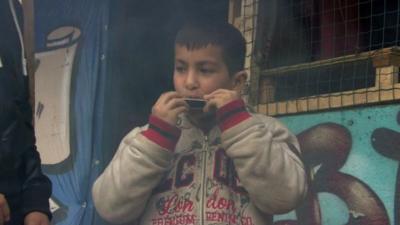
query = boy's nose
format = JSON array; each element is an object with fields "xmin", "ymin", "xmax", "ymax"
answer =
[{"xmin": 184, "ymin": 71, "xmax": 199, "ymax": 90}]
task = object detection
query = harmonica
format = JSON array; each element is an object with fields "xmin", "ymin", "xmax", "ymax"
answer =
[{"xmin": 184, "ymin": 98, "xmax": 206, "ymax": 109}]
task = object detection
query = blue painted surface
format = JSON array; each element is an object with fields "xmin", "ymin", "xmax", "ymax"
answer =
[
  {"xmin": 36, "ymin": 0, "xmax": 110, "ymax": 224},
  {"xmin": 275, "ymin": 104, "xmax": 399, "ymax": 225}
]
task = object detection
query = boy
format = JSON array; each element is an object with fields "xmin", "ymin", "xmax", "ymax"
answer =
[
  {"xmin": 0, "ymin": 0, "xmax": 52, "ymax": 224},
  {"xmin": 93, "ymin": 21, "xmax": 307, "ymax": 225}
]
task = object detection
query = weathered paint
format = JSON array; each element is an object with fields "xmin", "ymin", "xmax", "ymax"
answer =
[{"xmin": 273, "ymin": 104, "xmax": 399, "ymax": 225}]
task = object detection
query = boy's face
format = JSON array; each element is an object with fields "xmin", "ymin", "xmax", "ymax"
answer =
[{"xmin": 173, "ymin": 44, "xmax": 235, "ymax": 99}]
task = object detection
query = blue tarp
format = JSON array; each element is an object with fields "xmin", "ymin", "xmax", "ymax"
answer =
[{"xmin": 36, "ymin": 0, "xmax": 110, "ymax": 224}]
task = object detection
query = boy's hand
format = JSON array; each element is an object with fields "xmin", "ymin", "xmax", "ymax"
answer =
[
  {"xmin": 0, "ymin": 193, "xmax": 10, "ymax": 225},
  {"xmin": 24, "ymin": 211, "xmax": 49, "ymax": 225},
  {"xmin": 151, "ymin": 91, "xmax": 188, "ymax": 125},
  {"xmin": 203, "ymin": 89, "xmax": 241, "ymax": 113}
]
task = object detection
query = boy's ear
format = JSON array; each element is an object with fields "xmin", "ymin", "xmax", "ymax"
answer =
[{"xmin": 232, "ymin": 70, "xmax": 248, "ymax": 92}]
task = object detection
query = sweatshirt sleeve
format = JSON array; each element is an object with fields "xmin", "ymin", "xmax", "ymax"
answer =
[
  {"xmin": 217, "ymin": 99, "xmax": 307, "ymax": 214},
  {"xmin": 92, "ymin": 116, "xmax": 180, "ymax": 224}
]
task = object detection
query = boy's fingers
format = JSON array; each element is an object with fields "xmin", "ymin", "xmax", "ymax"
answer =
[
  {"xmin": 204, "ymin": 93, "xmax": 226, "ymax": 102},
  {"xmin": 204, "ymin": 90, "xmax": 240, "ymax": 109},
  {"xmin": 203, "ymin": 100, "xmax": 217, "ymax": 113},
  {"xmin": 155, "ymin": 92, "xmax": 174, "ymax": 105},
  {"xmin": 172, "ymin": 105, "xmax": 188, "ymax": 116},
  {"xmin": 167, "ymin": 98, "xmax": 188, "ymax": 110},
  {"xmin": 204, "ymin": 89, "xmax": 230, "ymax": 98},
  {"xmin": 207, "ymin": 89, "xmax": 239, "ymax": 99},
  {"xmin": 153, "ymin": 92, "xmax": 183, "ymax": 114},
  {"xmin": 160, "ymin": 91, "xmax": 181, "ymax": 103}
]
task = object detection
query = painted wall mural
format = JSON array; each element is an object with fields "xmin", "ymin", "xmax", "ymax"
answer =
[
  {"xmin": 35, "ymin": 26, "xmax": 81, "ymax": 173},
  {"xmin": 34, "ymin": 25, "xmax": 82, "ymax": 224},
  {"xmin": 273, "ymin": 104, "xmax": 399, "ymax": 225},
  {"xmin": 35, "ymin": 1, "xmax": 110, "ymax": 224}
]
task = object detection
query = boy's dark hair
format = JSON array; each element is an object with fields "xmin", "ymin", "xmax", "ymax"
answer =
[{"xmin": 175, "ymin": 20, "xmax": 246, "ymax": 75}]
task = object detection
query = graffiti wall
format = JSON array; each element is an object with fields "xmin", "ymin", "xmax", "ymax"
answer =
[{"xmin": 273, "ymin": 103, "xmax": 399, "ymax": 225}]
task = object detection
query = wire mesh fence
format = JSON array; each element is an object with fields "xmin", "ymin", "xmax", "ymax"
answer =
[
  {"xmin": 229, "ymin": 0, "xmax": 259, "ymax": 102},
  {"xmin": 239, "ymin": 0, "xmax": 400, "ymax": 115}
]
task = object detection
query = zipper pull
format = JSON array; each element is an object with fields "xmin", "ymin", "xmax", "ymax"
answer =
[
  {"xmin": 22, "ymin": 57, "xmax": 27, "ymax": 76},
  {"xmin": 203, "ymin": 135, "xmax": 210, "ymax": 153}
]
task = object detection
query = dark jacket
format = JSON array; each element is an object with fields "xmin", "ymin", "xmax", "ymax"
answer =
[{"xmin": 0, "ymin": 0, "xmax": 52, "ymax": 224}]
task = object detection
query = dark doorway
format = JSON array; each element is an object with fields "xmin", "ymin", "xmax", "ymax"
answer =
[{"xmin": 102, "ymin": 0, "xmax": 229, "ymax": 158}]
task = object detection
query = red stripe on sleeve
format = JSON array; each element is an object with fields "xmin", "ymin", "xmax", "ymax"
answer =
[
  {"xmin": 218, "ymin": 111, "xmax": 251, "ymax": 132},
  {"xmin": 141, "ymin": 115, "xmax": 181, "ymax": 151},
  {"xmin": 216, "ymin": 99, "xmax": 251, "ymax": 132},
  {"xmin": 142, "ymin": 129, "xmax": 177, "ymax": 151},
  {"xmin": 216, "ymin": 99, "xmax": 246, "ymax": 119},
  {"xmin": 148, "ymin": 115, "xmax": 181, "ymax": 138}
]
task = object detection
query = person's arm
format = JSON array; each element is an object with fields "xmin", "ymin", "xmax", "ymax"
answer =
[
  {"xmin": 20, "ymin": 147, "xmax": 52, "ymax": 223},
  {"xmin": 92, "ymin": 92, "xmax": 186, "ymax": 224},
  {"xmin": 0, "ymin": 0, "xmax": 51, "ymax": 223},
  {"xmin": 217, "ymin": 99, "xmax": 307, "ymax": 214},
  {"xmin": 18, "ymin": 112, "xmax": 52, "ymax": 224},
  {"xmin": 92, "ymin": 124, "xmax": 177, "ymax": 224}
]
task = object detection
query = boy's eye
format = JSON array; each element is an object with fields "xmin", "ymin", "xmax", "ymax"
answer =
[
  {"xmin": 175, "ymin": 66, "xmax": 186, "ymax": 73},
  {"xmin": 199, "ymin": 68, "xmax": 214, "ymax": 74}
]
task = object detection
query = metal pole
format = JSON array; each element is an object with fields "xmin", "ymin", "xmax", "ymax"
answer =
[{"xmin": 22, "ymin": 0, "xmax": 36, "ymax": 122}]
